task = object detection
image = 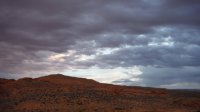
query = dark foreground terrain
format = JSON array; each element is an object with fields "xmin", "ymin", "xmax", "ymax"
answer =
[{"xmin": 0, "ymin": 74, "xmax": 200, "ymax": 112}]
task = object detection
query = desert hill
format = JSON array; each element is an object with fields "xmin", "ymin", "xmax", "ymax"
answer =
[{"xmin": 0, "ymin": 74, "xmax": 200, "ymax": 112}]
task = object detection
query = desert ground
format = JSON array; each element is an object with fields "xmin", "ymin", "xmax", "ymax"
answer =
[{"xmin": 0, "ymin": 74, "xmax": 200, "ymax": 112}]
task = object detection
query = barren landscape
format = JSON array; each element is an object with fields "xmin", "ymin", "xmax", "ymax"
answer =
[
  {"xmin": 0, "ymin": 74, "xmax": 200, "ymax": 112},
  {"xmin": 1, "ymin": 0, "xmax": 200, "ymax": 112}
]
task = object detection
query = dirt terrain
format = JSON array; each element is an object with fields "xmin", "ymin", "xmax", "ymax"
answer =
[{"xmin": 0, "ymin": 74, "xmax": 200, "ymax": 112}]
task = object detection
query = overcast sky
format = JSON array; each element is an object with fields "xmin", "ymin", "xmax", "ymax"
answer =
[{"xmin": 0, "ymin": 0, "xmax": 200, "ymax": 89}]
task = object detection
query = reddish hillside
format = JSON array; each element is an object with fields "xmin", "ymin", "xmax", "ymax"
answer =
[{"xmin": 0, "ymin": 74, "xmax": 200, "ymax": 112}]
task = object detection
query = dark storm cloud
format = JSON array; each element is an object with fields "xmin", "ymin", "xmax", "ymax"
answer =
[
  {"xmin": 0, "ymin": 0, "xmax": 200, "ymax": 88},
  {"xmin": 0, "ymin": 0, "xmax": 200, "ymax": 49}
]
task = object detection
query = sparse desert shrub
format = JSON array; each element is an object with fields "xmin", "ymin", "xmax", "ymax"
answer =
[{"xmin": 114, "ymin": 107, "xmax": 124, "ymax": 110}]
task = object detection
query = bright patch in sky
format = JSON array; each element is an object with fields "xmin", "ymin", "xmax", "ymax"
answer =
[
  {"xmin": 64, "ymin": 66, "xmax": 142, "ymax": 83},
  {"xmin": 148, "ymin": 36, "xmax": 174, "ymax": 47},
  {"xmin": 96, "ymin": 48, "xmax": 119, "ymax": 55},
  {"xmin": 66, "ymin": 50, "xmax": 76, "ymax": 56},
  {"xmin": 75, "ymin": 54, "xmax": 95, "ymax": 61},
  {"xmin": 48, "ymin": 54, "xmax": 66, "ymax": 62}
]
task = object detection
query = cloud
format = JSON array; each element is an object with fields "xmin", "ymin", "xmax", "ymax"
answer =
[
  {"xmin": 113, "ymin": 66, "xmax": 200, "ymax": 89},
  {"xmin": 160, "ymin": 82, "xmax": 200, "ymax": 89},
  {"xmin": 64, "ymin": 66, "xmax": 141, "ymax": 84},
  {"xmin": 0, "ymin": 0, "xmax": 200, "ymax": 88}
]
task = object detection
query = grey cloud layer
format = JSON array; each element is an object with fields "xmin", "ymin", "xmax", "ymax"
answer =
[
  {"xmin": 0, "ymin": 0, "xmax": 200, "ymax": 88},
  {"xmin": 113, "ymin": 66, "xmax": 200, "ymax": 89}
]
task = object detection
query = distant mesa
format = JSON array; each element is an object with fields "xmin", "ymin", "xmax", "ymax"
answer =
[{"xmin": 35, "ymin": 74, "xmax": 99, "ymax": 85}]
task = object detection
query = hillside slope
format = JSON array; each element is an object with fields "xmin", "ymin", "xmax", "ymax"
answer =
[{"xmin": 0, "ymin": 74, "xmax": 200, "ymax": 112}]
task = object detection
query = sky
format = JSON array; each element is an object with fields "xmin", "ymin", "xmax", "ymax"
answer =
[{"xmin": 0, "ymin": 0, "xmax": 200, "ymax": 89}]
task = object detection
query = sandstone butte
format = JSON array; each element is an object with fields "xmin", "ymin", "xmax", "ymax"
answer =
[{"xmin": 0, "ymin": 74, "xmax": 200, "ymax": 112}]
